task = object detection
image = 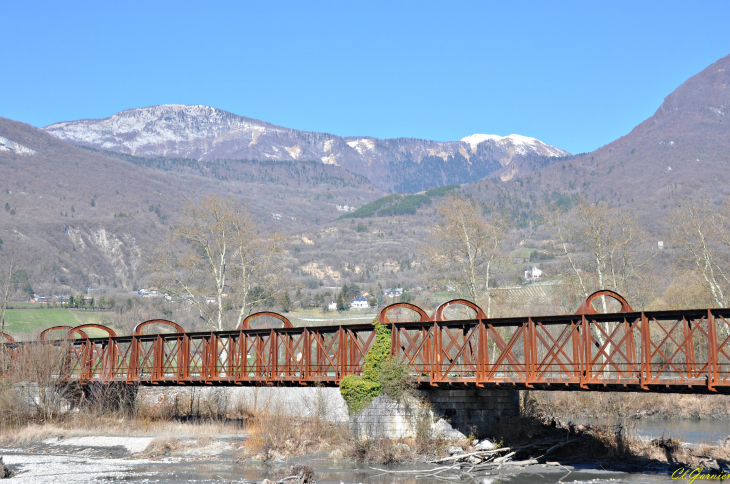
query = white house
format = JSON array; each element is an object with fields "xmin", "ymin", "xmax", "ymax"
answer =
[
  {"xmin": 328, "ymin": 302, "xmax": 338, "ymax": 310},
  {"xmin": 351, "ymin": 296, "xmax": 370, "ymax": 310},
  {"xmin": 524, "ymin": 266, "xmax": 543, "ymax": 282}
]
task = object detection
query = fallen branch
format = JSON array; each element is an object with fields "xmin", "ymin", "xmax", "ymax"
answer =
[
  {"xmin": 369, "ymin": 465, "xmax": 456, "ymax": 474},
  {"xmin": 429, "ymin": 447, "xmax": 511, "ymax": 464},
  {"xmin": 537, "ymin": 439, "xmax": 574, "ymax": 459},
  {"xmin": 371, "ymin": 464, "xmax": 464, "ymax": 480},
  {"xmin": 494, "ymin": 451, "xmax": 516, "ymax": 463}
]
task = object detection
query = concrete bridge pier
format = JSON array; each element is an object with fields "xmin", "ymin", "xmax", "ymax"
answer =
[
  {"xmin": 350, "ymin": 387, "xmax": 520, "ymax": 439},
  {"xmin": 418, "ymin": 387, "xmax": 520, "ymax": 437}
]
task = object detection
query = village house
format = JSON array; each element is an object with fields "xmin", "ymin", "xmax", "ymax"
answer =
[
  {"xmin": 524, "ymin": 266, "xmax": 543, "ymax": 283},
  {"xmin": 383, "ymin": 287, "xmax": 404, "ymax": 299},
  {"xmin": 351, "ymin": 296, "xmax": 370, "ymax": 310}
]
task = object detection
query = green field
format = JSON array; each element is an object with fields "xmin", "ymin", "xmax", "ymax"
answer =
[{"xmin": 1, "ymin": 309, "xmax": 115, "ymax": 339}]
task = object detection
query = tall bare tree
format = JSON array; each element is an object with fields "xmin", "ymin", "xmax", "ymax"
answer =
[
  {"xmin": 0, "ymin": 245, "xmax": 17, "ymax": 339},
  {"xmin": 547, "ymin": 199, "xmax": 656, "ymax": 312},
  {"xmin": 150, "ymin": 195, "xmax": 282, "ymax": 331},
  {"xmin": 671, "ymin": 200, "xmax": 730, "ymax": 308},
  {"xmin": 421, "ymin": 196, "xmax": 506, "ymax": 317}
]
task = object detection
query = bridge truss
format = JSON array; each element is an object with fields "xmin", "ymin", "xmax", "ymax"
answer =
[{"xmin": 2, "ymin": 291, "xmax": 730, "ymax": 393}]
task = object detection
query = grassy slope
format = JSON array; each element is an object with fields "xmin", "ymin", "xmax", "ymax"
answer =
[{"xmin": 2, "ymin": 309, "xmax": 114, "ymax": 338}]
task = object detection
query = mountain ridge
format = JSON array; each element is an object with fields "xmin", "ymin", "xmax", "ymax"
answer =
[
  {"xmin": 459, "ymin": 52, "xmax": 730, "ymax": 228},
  {"xmin": 43, "ymin": 104, "xmax": 570, "ymax": 193},
  {"xmin": 0, "ymin": 116, "xmax": 385, "ymax": 293}
]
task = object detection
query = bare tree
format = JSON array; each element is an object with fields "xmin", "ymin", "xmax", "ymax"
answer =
[
  {"xmin": 421, "ymin": 196, "xmax": 506, "ymax": 317},
  {"xmin": 0, "ymin": 245, "xmax": 15, "ymax": 378},
  {"xmin": 150, "ymin": 195, "xmax": 282, "ymax": 331},
  {"xmin": 653, "ymin": 269, "xmax": 715, "ymax": 310},
  {"xmin": 0, "ymin": 249, "xmax": 15, "ymax": 339},
  {"xmin": 547, "ymin": 199, "xmax": 656, "ymax": 313},
  {"xmin": 669, "ymin": 200, "xmax": 730, "ymax": 308}
]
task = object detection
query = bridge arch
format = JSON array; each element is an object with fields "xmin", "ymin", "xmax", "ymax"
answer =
[
  {"xmin": 431, "ymin": 299, "xmax": 487, "ymax": 321},
  {"xmin": 133, "ymin": 319, "xmax": 184, "ymax": 335},
  {"xmin": 237, "ymin": 311, "xmax": 294, "ymax": 330},
  {"xmin": 0, "ymin": 332, "xmax": 14, "ymax": 343},
  {"xmin": 575, "ymin": 290, "xmax": 634, "ymax": 315},
  {"xmin": 378, "ymin": 302, "xmax": 430, "ymax": 324},
  {"xmin": 38, "ymin": 325, "xmax": 88, "ymax": 341},
  {"xmin": 69, "ymin": 324, "xmax": 117, "ymax": 339}
]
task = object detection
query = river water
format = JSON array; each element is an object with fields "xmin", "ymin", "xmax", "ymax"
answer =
[
  {"xmin": 115, "ymin": 463, "xmax": 674, "ymax": 484},
  {"xmin": 2, "ymin": 450, "xmax": 682, "ymax": 484},
  {"xmin": 629, "ymin": 418, "xmax": 730, "ymax": 445},
  {"xmin": 4, "ymin": 419, "xmax": 729, "ymax": 483},
  {"xmin": 572, "ymin": 417, "xmax": 730, "ymax": 446}
]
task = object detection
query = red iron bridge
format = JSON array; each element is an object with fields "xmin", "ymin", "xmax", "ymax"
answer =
[{"xmin": 2, "ymin": 290, "xmax": 730, "ymax": 394}]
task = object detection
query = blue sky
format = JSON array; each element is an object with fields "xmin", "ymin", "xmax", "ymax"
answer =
[{"xmin": 1, "ymin": 1, "xmax": 729, "ymax": 154}]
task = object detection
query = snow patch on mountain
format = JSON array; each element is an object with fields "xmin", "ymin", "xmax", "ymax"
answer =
[
  {"xmin": 461, "ymin": 134, "xmax": 569, "ymax": 158},
  {"xmin": 460, "ymin": 134, "xmax": 504, "ymax": 147},
  {"xmin": 45, "ymin": 104, "xmax": 284, "ymax": 157},
  {"xmin": 0, "ymin": 136, "xmax": 35, "ymax": 155},
  {"xmin": 346, "ymin": 138, "xmax": 376, "ymax": 154},
  {"xmin": 285, "ymin": 145, "xmax": 302, "ymax": 160}
]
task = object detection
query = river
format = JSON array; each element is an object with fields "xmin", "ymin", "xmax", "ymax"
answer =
[
  {"xmin": 115, "ymin": 461, "xmax": 676, "ymax": 484},
  {"xmin": 4, "ymin": 418, "xmax": 728, "ymax": 483},
  {"xmin": 1, "ymin": 454, "xmax": 679, "ymax": 484},
  {"xmin": 571, "ymin": 417, "xmax": 730, "ymax": 446}
]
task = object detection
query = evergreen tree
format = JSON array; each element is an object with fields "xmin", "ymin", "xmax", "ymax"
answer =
[{"xmin": 280, "ymin": 291, "xmax": 291, "ymax": 312}]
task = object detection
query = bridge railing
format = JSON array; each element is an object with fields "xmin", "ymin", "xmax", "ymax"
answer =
[{"xmin": 3, "ymin": 291, "xmax": 730, "ymax": 393}]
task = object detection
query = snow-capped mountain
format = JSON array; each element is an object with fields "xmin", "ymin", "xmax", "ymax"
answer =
[
  {"xmin": 460, "ymin": 133, "xmax": 568, "ymax": 158},
  {"xmin": 44, "ymin": 105, "xmax": 570, "ymax": 192}
]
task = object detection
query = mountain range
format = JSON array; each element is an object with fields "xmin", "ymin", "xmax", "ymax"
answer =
[
  {"xmin": 43, "ymin": 105, "xmax": 569, "ymax": 193},
  {"xmin": 2, "ymin": 52, "xmax": 730, "ymax": 297},
  {"xmin": 0, "ymin": 116, "xmax": 383, "ymax": 292}
]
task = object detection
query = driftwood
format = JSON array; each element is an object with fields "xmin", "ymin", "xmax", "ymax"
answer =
[
  {"xmin": 370, "ymin": 464, "xmax": 463, "ymax": 480},
  {"xmin": 370, "ymin": 465, "xmax": 458, "ymax": 474},
  {"xmin": 269, "ymin": 465, "xmax": 315, "ymax": 484},
  {"xmin": 430, "ymin": 436, "xmax": 565, "ymax": 465},
  {"xmin": 375, "ymin": 434, "xmax": 574, "ymax": 482},
  {"xmin": 429, "ymin": 447, "xmax": 511, "ymax": 464}
]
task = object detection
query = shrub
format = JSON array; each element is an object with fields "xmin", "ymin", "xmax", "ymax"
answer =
[
  {"xmin": 339, "ymin": 375, "xmax": 381, "ymax": 415},
  {"xmin": 339, "ymin": 320, "xmax": 392, "ymax": 414},
  {"xmin": 362, "ymin": 320, "xmax": 391, "ymax": 382},
  {"xmin": 340, "ymin": 320, "xmax": 415, "ymax": 414},
  {"xmin": 377, "ymin": 358, "xmax": 416, "ymax": 402}
]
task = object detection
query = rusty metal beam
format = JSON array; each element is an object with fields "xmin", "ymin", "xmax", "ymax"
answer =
[{"xmin": 1, "ymin": 294, "xmax": 730, "ymax": 393}]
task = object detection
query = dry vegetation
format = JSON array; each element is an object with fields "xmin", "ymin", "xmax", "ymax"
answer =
[
  {"xmin": 492, "ymin": 416, "xmax": 719, "ymax": 471},
  {"xmin": 525, "ymin": 390, "xmax": 730, "ymax": 420}
]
